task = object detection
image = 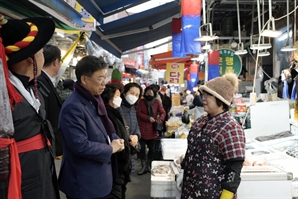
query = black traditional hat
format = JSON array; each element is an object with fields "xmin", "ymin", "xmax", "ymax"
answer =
[
  {"xmin": 1, "ymin": 17, "xmax": 55, "ymax": 65},
  {"xmin": 0, "ymin": 15, "xmax": 55, "ymax": 107}
]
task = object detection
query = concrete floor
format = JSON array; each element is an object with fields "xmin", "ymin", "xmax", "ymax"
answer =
[{"xmin": 55, "ymin": 158, "xmax": 152, "ymax": 199}]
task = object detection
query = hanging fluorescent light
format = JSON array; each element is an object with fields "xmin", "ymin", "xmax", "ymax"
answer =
[
  {"xmin": 194, "ymin": 0, "xmax": 218, "ymax": 42},
  {"xmin": 194, "ymin": 35, "xmax": 219, "ymax": 41},
  {"xmin": 280, "ymin": 0, "xmax": 296, "ymax": 52},
  {"xmin": 235, "ymin": 42, "xmax": 247, "ymax": 55},
  {"xmin": 250, "ymin": 43, "xmax": 272, "ymax": 50},
  {"xmin": 260, "ymin": 0, "xmax": 282, "ymax": 38},
  {"xmin": 194, "ymin": 23, "xmax": 219, "ymax": 41},
  {"xmin": 281, "ymin": 46, "xmax": 297, "ymax": 52},
  {"xmin": 261, "ymin": 29, "xmax": 282, "ymax": 38},
  {"xmin": 258, "ymin": 51, "xmax": 270, "ymax": 57}
]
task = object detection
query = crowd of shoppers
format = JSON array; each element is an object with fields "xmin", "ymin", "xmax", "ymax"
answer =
[{"xmin": 0, "ymin": 14, "xmax": 245, "ymax": 199}]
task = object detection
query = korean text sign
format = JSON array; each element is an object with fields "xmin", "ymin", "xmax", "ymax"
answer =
[
  {"xmin": 165, "ymin": 63, "xmax": 184, "ymax": 84},
  {"xmin": 219, "ymin": 49, "xmax": 242, "ymax": 76}
]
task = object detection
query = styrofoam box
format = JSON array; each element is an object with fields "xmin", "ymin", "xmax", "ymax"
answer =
[
  {"xmin": 150, "ymin": 161, "xmax": 177, "ymax": 198},
  {"xmin": 161, "ymin": 139, "xmax": 187, "ymax": 160}
]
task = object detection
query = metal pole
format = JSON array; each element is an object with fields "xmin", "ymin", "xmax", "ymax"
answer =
[
  {"xmin": 236, "ymin": 0, "xmax": 242, "ymax": 43},
  {"xmin": 294, "ymin": 0, "xmax": 297, "ymax": 46},
  {"xmin": 204, "ymin": 52, "xmax": 209, "ymax": 82},
  {"xmin": 286, "ymin": 0, "xmax": 290, "ymax": 45},
  {"xmin": 202, "ymin": 0, "xmax": 206, "ymax": 24}
]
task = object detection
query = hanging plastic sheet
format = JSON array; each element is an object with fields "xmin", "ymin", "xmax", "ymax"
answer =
[
  {"xmin": 180, "ymin": 15, "xmax": 201, "ymax": 57},
  {"xmin": 187, "ymin": 73, "xmax": 198, "ymax": 91},
  {"xmin": 172, "ymin": 18, "xmax": 182, "ymax": 57},
  {"xmin": 208, "ymin": 50, "xmax": 220, "ymax": 80},
  {"xmin": 208, "ymin": 64, "xmax": 220, "ymax": 80},
  {"xmin": 181, "ymin": 0, "xmax": 201, "ymax": 15}
]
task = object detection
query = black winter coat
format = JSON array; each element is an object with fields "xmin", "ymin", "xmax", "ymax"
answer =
[
  {"xmin": 105, "ymin": 106, "xmax": 132, "ymax": 179},
  {"xmin": 38, "ymin": 71, "xmax": 63, "ymax": 156}
]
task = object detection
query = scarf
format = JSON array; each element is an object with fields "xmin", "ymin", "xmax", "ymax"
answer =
[
  {"xmin": 8, "ymin": 71, "xmax": 40, "ymax": 112},
  {"xmin": 74, "ymin": 82, "xmax": 115, "ymax": 135},
  {"xmin": 144, "ymin": 98, "xmax": 155, "ymax": 117}
]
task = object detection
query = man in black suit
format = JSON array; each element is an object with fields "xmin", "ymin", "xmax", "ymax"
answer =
[{"xmin": 38, "ymin": 44, "xmax": 63, "ymax": 157}]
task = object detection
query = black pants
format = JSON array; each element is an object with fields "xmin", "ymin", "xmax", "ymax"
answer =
[
  {"xmin": 139, "ymin": 139, "xmax": 155, "ymax": 160},
  {"xmin": 0, "ymin": 181, "xmax": 8, "ymax": 199},
  {"xmin": 108, "ymin": 174, "xmax": 128, "ymax": 199}
]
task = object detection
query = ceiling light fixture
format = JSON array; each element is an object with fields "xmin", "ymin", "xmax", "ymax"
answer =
[
  {"xmin": 260, "ymin": 0, "xmax": 282, "ymax": 38},
  {"xmin": 251, "ymin": 0, "xmax": 272, "ymax": 51},
  {"xmin": 281, "ymin": 46, "xmax": 297, "ymax": 52},
  {"xmin": 194, "ymin": 23, "xmax": 219, "ymax": 41},
  {"xmin": 280, "ymin": 0, "xmax": 297, "ymax": 52},
  {"xmin": 235, "ymin": 43, "xmax": 247, "ymax": 55},
  {"xmin": 194, "ymin": 0, "xmax": 218, "ymax": 42},
  {"xmin": 234, "ymin": 0, "xmax": 247, "ymax": 55},
  {"xmin": 258, "ymin": 50, "xmax": 270, "ymax": 57},
  {"xmin": 250, "ymin": 43, "xmax": 272, "ymax": 50}
]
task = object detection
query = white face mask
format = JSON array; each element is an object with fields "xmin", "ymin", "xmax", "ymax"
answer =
[
  {"xmin": 125, "ymin": 94, "xmax": 138, "ymax": 105},
  {"xmin": 113, "ymin": 97, "xmax": 122, "ymax": 108}
]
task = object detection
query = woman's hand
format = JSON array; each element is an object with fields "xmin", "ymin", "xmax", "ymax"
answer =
[
  {"xmin": 149, "ymin": 117, "xmax": 155, "ymax": 123},
  {"xmin": 129, "ymin": 135, "xmax": 138, "ymax": 147}
]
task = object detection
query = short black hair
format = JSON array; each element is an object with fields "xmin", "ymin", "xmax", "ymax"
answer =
[
  {"xmin": 75, "ymin": 56, "xmax": 108, "ymax": 83},
  {"xmin": 101, "ymin": 84, "xmax": 117, "ymax": 104},
  {"xmin": 215, "ymin": 98, "xmax": 230, "ymax": 111},
  {"xmin": 43, "ymin": 44, "xmax": 61, "ymax": 67},
  {"xmin": 121, "ymin": 82, "xmax": 143, "ymax": 100},
  {"xmin": 148, "ymin": 84, "xmax": 160, "ymax": 92},
  {"xmin": 144, "ymin": 86, "xmax": 157, "ymax": 97}
]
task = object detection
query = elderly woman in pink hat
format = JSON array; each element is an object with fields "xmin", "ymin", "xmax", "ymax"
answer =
[{"xmin": 181, "ymin": 73, "xmax": 246, "ymax": 199}]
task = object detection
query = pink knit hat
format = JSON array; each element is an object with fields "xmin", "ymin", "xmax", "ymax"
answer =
[{"xmin": 199, "ymin": 73, "xmax": 239, "ymax": 106}]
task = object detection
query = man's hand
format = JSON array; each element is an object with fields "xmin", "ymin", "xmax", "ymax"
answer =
[{"xmin": 110, "ymin": 139, "xmax": 124, "ymax": 153}]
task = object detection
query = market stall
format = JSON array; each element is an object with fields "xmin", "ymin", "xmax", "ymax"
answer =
[{"xmin": 150, "ymin": 100, "xmax": 297, "ymax": 198}]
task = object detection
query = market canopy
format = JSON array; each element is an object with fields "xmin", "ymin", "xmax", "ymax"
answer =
[
  {"xmin": 77, "ymin": 0, "xmax": 180, "ymax": 58},
  {"xmin": 149, "ymin": 51, "xmax": 192, "ymax": 70}
]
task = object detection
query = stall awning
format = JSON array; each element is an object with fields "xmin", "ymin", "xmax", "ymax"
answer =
[
  {"xmin": 77, "ymin": 0, "xmax": 180, "ymax": 58},
  {"xmin": 150, "ymin": 51, "xmax": 192, "ymax": 70},
  {"xmin": 0, "ymin": 0, "xmax": 86, "ymax": 30}
]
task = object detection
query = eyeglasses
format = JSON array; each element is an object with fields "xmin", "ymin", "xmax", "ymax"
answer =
[{"xmin": 85, "ymin": 75, "xmax": 107, "ymax": 84}]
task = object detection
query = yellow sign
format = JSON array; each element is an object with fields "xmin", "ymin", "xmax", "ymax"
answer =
[
  {"xmin": 165, "ymin": 63, "xmax": 184, "ymax": 84},
  {"xmin": 75, "ymin": 3, "xmax": 95, "ymax": 23}
]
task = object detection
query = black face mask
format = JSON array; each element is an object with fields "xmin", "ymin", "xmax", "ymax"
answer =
[{"xmin": 144, "ymin": 95, "xmax": 154, "ymax": 101}]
